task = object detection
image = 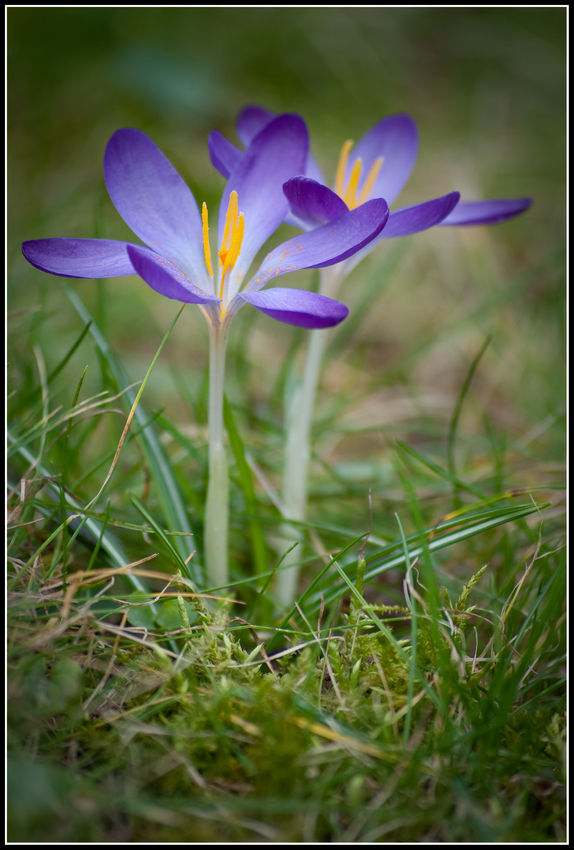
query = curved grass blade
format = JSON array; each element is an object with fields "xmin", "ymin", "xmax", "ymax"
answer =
[
  {"xmin": 447, "ymin": 335, "xmax": 492, "ymax": 481},
  {"xmin": 223, "ymin": 396, "xmax": 267, "ymax": 577},
  {"xmin": 304, "ymin": 501, "xmax": 548, "ymax": 614},
  {"xmin": 7, "ymin": 436, "xmax": 153, "ymax": 602},
  {"xmin": 65, "ymin": 285, "xmax": 203, "ymax": 586},
  {"xmin": 266, "ymin": 532, "xmax": 368, "ymax": 654},
  {"xmin": 13, "ymin": 321, "xmax": 93, "ymax": 414},
  {"xmin": 129, "ymin": 493, "xmax": 196, "ymax": 585},
  {"xmin": 395, "ymin": 512, "xmax": 417, "ymax": 747}
]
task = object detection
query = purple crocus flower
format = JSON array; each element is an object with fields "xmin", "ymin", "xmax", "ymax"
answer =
[
  {"xmin": 209, "ymin": 106, "xmax": 532, "ymax": 277},
  {"xmin": 209, "ymin": 106, "xmax": 532, "ymax": 608},
  {"xmin": 22, "ymin": 114, "xmax": 391, "ymax": 330},
  {"xmin": 21, "ymin": 114, "xmax": 393, "ymax": 591}
]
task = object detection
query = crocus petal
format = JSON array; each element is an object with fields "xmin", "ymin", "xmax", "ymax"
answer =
[
  {"xmin": 439, "ymin": 198, "xmax": 532, "ymax": 226},
  {"xmin": 127, "ymin": 245, "xmax": 219, "ymax": 304},
  {"xmin": 240, "ymin": 287, "xmax": 348, "ymax": 329},
  {"xmin": 283, "ymin": 177, "xmax": 349, "ymax": 228},
  {"xmin": 208, "ymin": 130, "xmax": 242, "ymax": 179},
  {"xmin": 237, "ymin": 104, "xmax": 325, "ymax": 191},
  {"xmin": 236, "ymin": 105, "xmax": 277, "ymax": 147},
  {"xmin": 221, "ymin": 114, "xmax": 309, "ymax": 297},
  {"xmin": 246, "ymin": 198, "xmax": 389, "ymax": 292},
  {"xmin": 383, "ymin": 192, "xmax": 460, "ymax": 238},
  {"xmin": 104, "ymin": 129, "xmax": 210, "ymax": 290},
  {"xmin": 349, "ymin": 114, "xmax": 419, "ymax": 206},
  {"xmin": 22, "ymin": 238, "xmax": 138, "ymax": 278}
]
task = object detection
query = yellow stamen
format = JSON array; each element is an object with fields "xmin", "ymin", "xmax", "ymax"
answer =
[
  {"xmin": 344, "ymin": 157, "xmax": 363, "ymax": 209},
  {"xmin": 225, "ymin": 212, "xmax": 245, "ymax": 276},
  {"xmin": 335, "ymin": 139, "xmax": 354, "ymax": 198},
  {"xmin": 217, "ymin": 191, "xmax": 245, "ymax": 300},
  {"xmin": 201, "ymin": 202, "xmax": 213, "ymax": 277},
  {"xmin": 356, "ymin": 156, "xmax": 384, "ymax": 207},
  {"xmin": 218, "ymin": 190, "xmax": 238, "ymax": 268}
]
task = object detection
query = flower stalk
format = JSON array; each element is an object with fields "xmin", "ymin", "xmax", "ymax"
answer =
[
  {"xmin": 278, "ymin": 265, "xmax": 344, "ymax": 605},
  {"xmin": 204, "ymin": 319, "xmax": 230, "ymax": 587},
  {"xmin": 226, "ymin": 107, "xmax": 530, "ymax": 608}
]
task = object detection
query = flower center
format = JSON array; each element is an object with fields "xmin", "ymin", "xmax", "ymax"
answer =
[
  {"xmin": 202, "ymin": 190, "xmax": 245, "ymax": 300},
  {"xmin": 335, "ymin": 140, "xmax": 384, "ymax": 210}
]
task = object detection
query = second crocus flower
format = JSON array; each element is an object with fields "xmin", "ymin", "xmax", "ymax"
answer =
[{"xmin": 209, "ymin": 105, "xmax": 532, "ymax": 606}]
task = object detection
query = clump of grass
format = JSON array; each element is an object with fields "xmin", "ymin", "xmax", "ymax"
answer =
[
  {"xmin": 8, "ymin": 229, "xmax": 566, "ymax": 841},
  {"xmin": 8, "ymin": 335, "xmax": 566, "ymax": 841}
]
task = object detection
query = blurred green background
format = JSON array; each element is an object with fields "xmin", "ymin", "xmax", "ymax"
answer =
[{"xmin": 8, "ymin": 7, "xmax": 565, "ymax": 534}]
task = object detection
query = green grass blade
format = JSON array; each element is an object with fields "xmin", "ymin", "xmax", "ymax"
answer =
[
  {"xmin": 305, "ymin": 502, "xmax": 547, "ymax": 613},
  {"xmin": 266, "ymin": 532, "xmax": 368, "ymax": 654},
  {"xmin": 65, "ymin": 285, "xmax": 203, "ymax": 585},
  {"xmin": 13, "ymin": 321, "xmax": 93, "ymax": 414},
  {"xmin": 7, "ymin": 435, "xmax": 153, "ymax": 601},
  {"xmin": 129, "ymin": 493, "xmax": 196, "ymax": 585},
  {"xmin": 245, "ymin": 543, "xmax": 298, "ymax": 621},
  {"xmin": 395, "ymin": 512, "xmax": 417, "ymax": 747},
  {"xmin": 447, "ymin": 335, "xmax": 492, "ymax": 480},
  {"xmin": 396, "ymin": 438, "xmax": 485, "ymax": 500},
  {"xmin": 223, "ymin": 396, "xmax": 267, "ymax": 577}
]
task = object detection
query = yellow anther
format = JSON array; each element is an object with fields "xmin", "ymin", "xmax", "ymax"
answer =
[
  {"xmin": 356, "ymin": 156, "xmax": 384, "ymax": 207},
  {"xmin": 344, "ymin": 158, "xmax": 363, "ymax": 209},
  {"xmin": 335, "ymin": 139, "xmax": 354, "ymax": 198},
  {"xmin": 217, "ymin": 190, "xmax": 245, "ymax": 299},
  {"xmin": 201, "ymin": 202, "xmax": 213, "ymax": 277},
  {"xmin": 336, "ymin": 138, "xmax": 385, "ymax": 209},
  {"xmin": 218, "ymin": 190, "xmax": 238, "ymax": 268},
  {"xmin": 226, "ymin": 212, "xmax": 245, "ymax": 275}
]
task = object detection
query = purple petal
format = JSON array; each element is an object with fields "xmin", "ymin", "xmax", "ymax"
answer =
[
  {"xmin": 439, "ymin": 198, "xmax": 532, "ymax": 226},
  {"xmin": 104, "ymin": 129, "xmax": 209, "ymax": 289},
  {"xmin": 208, "ymin": 130, "xmax": 242, "ymax": 179},
  {"xmin": 349, "ymin": 114, "xmax": 418, "ymax": 206},
  {"xmin": 220, "ymin": 114, "xmax": 309, "ymax": 293},
  {"xmin": 127, "ymin": 245, "xmax": 219, "ymax": 304},
  {"xmin": 247, "ymin": 198, "xmax": 389, "ymax": 291},
  {"xmin": 283, "ymin": 177, "xmax": 349, "ymax": 227},
  {"xmin": 383, "ymin": 192, "xmax": 460, "ymax": 238},
  {"xmin": 236, "ymin": 104, "xmax": 325, "ymax": 204},
  {"xmin": 236, "ymin": 105, "xmax": 276, "ymax": 147},
  {"xmin": 22, "ymin": 238, "xmax": 138, "ymax": 278},
  {"xmin": 240, "ymin": 287, "xmax": 348, "ymax": 329}
]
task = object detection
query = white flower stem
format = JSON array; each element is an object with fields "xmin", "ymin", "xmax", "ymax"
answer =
[
  {"xmin": 204, "ymin": 319, "xmax": 230, "ymax": 588},
  {"xmin": 277, "ymin": 265, "xmax": 344, "ymax": 606}
]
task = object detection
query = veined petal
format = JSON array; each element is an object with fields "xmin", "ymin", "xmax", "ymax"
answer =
[
  {"xmin": 208, "ymin": 130, "xmax": 242, "ymax": 179},
  {"xmin": 246, "ymin": 198, "xmax": 389, "ymax": 292},
  {"xmin": 236, "ymin": 105, "xmax": 277, "ymax": 147},
  {"xmin": 237, "ymin": 104, "xmax": 326, "ymax": 197},
  {"xmin": 240, "ymin": 287, "xmax": 348, "ymax": 329},
  {"xmin": 383, "ymin": 192, "xmax": 460, "ymax": 238},
  {"xmin": 439, "ymin": 198, "xmax": 532, "ymax": 226},
  {"xmin": 221, "ymin": 114, "xmax": 309, "ymax": 297},
  {"xmin": 127, "ymin": 245, "xmax": 219, "ymax": 304},
  {"xmin": 104, "ymin": 129, "xmax": 210, "ymax": 289},
  {"xmin": 236, "ymin": 106, "xmax": 325, "ymax": 200},
  {"xmin": 349, "ymin": 114, "xmax": 418, "ymax": 206},
  {"xmin": 22, "ymin": 238, "xmax": 138, "ymax": 278},
  {"xmin": 283, "ymin": 177, "xmax": 349, "ymax": 228}
]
